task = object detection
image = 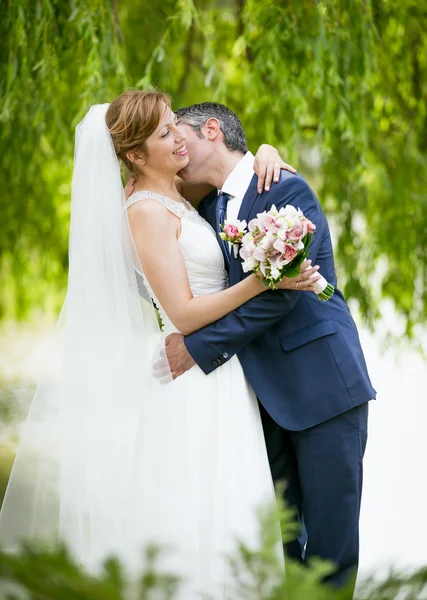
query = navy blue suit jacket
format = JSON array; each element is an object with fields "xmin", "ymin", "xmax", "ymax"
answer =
[{"xmin": 184, "ymin": 172, "xmax": 376, "ymax": 430}]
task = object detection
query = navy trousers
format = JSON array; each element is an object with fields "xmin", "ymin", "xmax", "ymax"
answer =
[{"xmin": 259, "ymin": 401, "xmax": 369, "ymax": 590}]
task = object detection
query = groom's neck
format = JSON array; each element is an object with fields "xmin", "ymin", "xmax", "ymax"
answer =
[{"xmin": 207, "ymin": 148, "xmax": 245, "ymax": 190}]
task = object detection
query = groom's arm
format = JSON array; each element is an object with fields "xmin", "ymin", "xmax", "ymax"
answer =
[{"xmin": 184, "ymin": 176, "xmax": 322, "ymax": 375}]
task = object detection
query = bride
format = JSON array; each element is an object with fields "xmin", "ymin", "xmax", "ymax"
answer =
[{"xmin": 0, "ymin": 90, "xmax": 319, "ymax": 598}]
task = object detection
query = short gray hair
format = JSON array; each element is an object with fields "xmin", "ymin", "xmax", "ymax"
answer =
[{"xmin": 175, "ymin": 102, "xmax": 248, "ymax": 154}]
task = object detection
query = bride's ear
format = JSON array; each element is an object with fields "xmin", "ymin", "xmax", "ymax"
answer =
[{"xmin": 126, "ymin": 152, "xmax": 146, "ymax": 167}]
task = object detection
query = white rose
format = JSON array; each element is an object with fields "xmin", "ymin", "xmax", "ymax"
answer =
[{"xmin": 242, "ymin": 256, "xmax": 258, "ymax": 272}]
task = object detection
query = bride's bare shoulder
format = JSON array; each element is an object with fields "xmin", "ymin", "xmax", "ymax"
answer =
[{"xmin": 127, "ymin": 197, "xmax": 179, "ymax": 231}]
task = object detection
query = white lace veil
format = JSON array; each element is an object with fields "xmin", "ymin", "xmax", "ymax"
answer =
[{"xmin": 0, "ymin": 104, "xmax": 170, "ymax": 568}]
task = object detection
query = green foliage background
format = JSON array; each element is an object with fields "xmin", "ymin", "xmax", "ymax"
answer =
[
  {"xmin": 1, "ymin": 500, "xmax": 427, "ymax": 599},
  {"xmin": 1, "ymin": 0, "xmax": 426, "ymax": 335}
]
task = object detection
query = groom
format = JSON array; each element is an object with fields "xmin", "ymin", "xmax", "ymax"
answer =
[{"xmin": 165, "ymin": 102, "xmax": 376, "ymax": 590}]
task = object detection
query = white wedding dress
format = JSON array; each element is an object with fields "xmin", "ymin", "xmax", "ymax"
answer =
[
  {"xmin": 0, "ymin": 106, "xmax": 281, "ymax": 600},
  {"xmin": 118, "ymin": 191, "xmax": 281, "ymax": 597}
]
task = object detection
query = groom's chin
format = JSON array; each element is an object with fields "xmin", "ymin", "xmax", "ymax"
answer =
[{"xmin": 177, "ymin": 166, "xmax": 190, "ymax": 181}]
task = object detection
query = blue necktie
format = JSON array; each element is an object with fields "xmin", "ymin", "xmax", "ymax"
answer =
[{"xmin": 216, "ymin": 191, "xmax": 232, "ymax": 267}]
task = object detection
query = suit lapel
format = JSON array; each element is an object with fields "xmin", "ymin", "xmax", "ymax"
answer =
[{"xmin": 237, "ymin": 174, "xmax": 260, "ymax": 223}]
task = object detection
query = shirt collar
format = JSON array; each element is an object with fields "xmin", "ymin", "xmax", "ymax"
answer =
[{"xmin": 220, "ymin": 151, "xmax": 255, "ymax": 198}]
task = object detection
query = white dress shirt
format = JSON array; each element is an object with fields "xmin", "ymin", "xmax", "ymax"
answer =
[{"xmin": 220, "ymin": 151, "xmax": 255, "ymax": 225}]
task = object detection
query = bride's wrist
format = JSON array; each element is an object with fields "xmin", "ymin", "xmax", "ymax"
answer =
[{"xmin": 250, "ymin": 274, "xmax": 266, "ymax": 295}]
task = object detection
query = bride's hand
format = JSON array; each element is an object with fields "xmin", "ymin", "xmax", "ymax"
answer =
[
  {"xmin": 254, "ymin": 144, "xmax": 297, "ymax": 194},
  {"xmin": 275, "ymin": 260, "xmax": 321, "ymax": 292}
]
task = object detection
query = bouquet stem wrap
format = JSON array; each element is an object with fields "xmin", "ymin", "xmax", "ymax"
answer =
[{"xmin": 309, "ymin": 270, "xmax": 335, "ymax": 301}]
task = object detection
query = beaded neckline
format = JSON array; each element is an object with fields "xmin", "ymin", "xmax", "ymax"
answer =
[
  {"xmin": 123, "ymin": 190, "xmax": 212, "ymax": 230},
  {"xmin": 125, "ymin": 190, "xmax": 191, "ymax": 210}
]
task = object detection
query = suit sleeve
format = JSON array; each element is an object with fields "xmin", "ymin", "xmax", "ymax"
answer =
[{"xmin": 184, "ymin": 177, "xmax": 323, "ymax": 374}]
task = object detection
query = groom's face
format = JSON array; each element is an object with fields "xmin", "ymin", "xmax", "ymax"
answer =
[{"xmin": 177, "ymin": 122, "xmax": 213, "ymax": 184}]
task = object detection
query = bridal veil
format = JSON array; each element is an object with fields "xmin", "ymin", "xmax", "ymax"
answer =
[{"xmin": 0, "ymin": 104, "xmax": 170, "ymax": 569}]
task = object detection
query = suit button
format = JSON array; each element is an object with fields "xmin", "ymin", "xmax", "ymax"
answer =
[
  {"xmin": 211, "ymin": 359, "xmax": 219, "ymax": 367},
  {"xmin": 223, "ymin": 352, "xmax": 228, "ymax": 359}
]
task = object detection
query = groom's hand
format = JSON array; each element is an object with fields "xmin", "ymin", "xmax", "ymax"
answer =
[{"xmin": 165, "ymin": 333, "xmax": 196, "ymax": 379}]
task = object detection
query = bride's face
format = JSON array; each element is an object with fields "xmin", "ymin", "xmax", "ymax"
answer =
[{"xmin": 143, "ymin": 104, "xmax": 189, "ymax": 175}]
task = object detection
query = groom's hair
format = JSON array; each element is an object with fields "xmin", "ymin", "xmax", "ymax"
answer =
[{"xmin": 175, "ymin": 102, "xmax": 248, "ymax": 154}]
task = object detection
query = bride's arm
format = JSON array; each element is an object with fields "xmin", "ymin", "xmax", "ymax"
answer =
[
  {"xmin": 253, "ymin": 144, "xmax": 296, "ymax": 193},
  {"xmin": 128, "ymin": 200, "xmax": 263, "ymax": 335},
  {"xmin": 128, "ymin": 200, "xmax": 316, "ymax": 336}
]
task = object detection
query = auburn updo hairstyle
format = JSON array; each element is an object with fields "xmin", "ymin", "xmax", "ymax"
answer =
[{"xmin": 106, "ymin": 89, "xmax": 171, "ymax": 176}]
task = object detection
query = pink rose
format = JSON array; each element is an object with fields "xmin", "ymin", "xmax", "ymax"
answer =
[
  {"xmin": 286, "ymin": 226, "xmax": 303, "ymax": 241},
  {"xmin": 305, "ymin": 219, "xmax": 316, "ymax": 233},
  {"xmin": 224, "ymin": 224, "xmax": 239, "ymax": 239},
  {"xmin": 283, "ymin": 244, "xmax": 298, "ymax": 262}
]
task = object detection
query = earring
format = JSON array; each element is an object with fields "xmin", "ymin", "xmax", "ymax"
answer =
[{"xmin": 140, "ymin": 161, "xmax": 145, "ymax": 165}]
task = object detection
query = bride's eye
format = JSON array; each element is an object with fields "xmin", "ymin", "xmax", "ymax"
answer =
[{"xmin": 162, "ymin": 130, "xmax": 170, "ymax": 138}]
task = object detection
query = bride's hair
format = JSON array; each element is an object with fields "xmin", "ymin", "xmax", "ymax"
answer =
[{"xmin": 106, "ymin": 89, "xmax": 171, "ymax": 176}]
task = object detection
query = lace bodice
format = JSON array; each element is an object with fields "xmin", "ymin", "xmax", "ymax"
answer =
[{"xmin": 124, "ymin": 191, "xmax": 228, "ymax": 332}]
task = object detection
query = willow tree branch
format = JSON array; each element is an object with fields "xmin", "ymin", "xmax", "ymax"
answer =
[
  {"xmin": 112, "ymin": 0, "xmax": 124, "ymax": 44},
  {"xmin": 236, "ymin": 0, "xmax": 255, "ymax": 63},
  {"xmin": 176, "ymin": 19, "xmax": 196, "ymax": 100}
]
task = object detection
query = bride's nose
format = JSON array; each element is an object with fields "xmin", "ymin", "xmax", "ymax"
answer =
[{"xmin": 175, "ymin": 125, "xmax": 187, "ymax": 143}]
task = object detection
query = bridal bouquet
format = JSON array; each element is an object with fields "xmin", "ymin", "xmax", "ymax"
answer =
[{"xmin": 220, "ymin": 205, "xmax": 334, "ymax": 301}]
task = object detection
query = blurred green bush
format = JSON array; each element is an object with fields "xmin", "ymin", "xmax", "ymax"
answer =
[{"xmin": 0, "ymin": 500, "xmax": 426, "ymax": 600}]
